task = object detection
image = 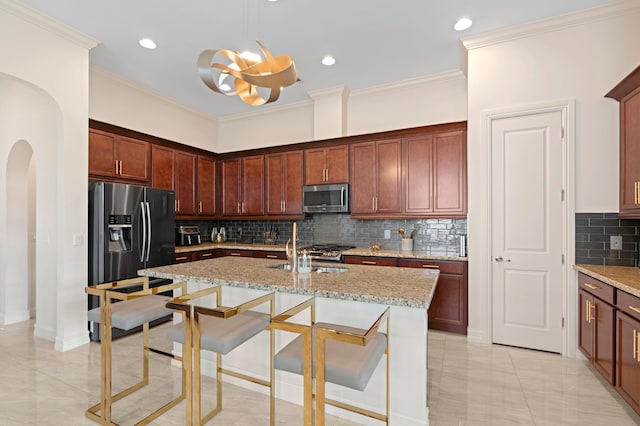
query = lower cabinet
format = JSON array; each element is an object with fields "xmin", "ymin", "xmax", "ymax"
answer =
[
  {"xmin": 343, "ymin": 255, "xmax": 468, "ymax": 335},
  {"xmin": 578, "ymin": 273, "xmax": 616, "ymax": 385},
  {"xmin": 616, "ymin": 291, "xmax": 640, "ymax": 412},
  {"xmin": 399, "ymin": 259, "xmax": 468, "ymax": 335},
  {"xmin": 253, "ymin": 250, "xmax": 287, "ymax": 260}
]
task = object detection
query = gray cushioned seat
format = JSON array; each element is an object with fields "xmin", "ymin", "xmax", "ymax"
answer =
[
  {"xmin": 166, "ymin": 310, "xmax": 270, "ymax": 355},
  {"xmin": 274, "ymin": 322, "xmax": 387, "ymax": 391},
  {"xmin": 87, "ymin": 295, "xmax": 172, "ymax": 331}
]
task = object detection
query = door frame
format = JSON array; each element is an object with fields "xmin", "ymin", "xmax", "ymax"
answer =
[{"xmin": 484, "ymin": 99, "xmax": 576, "ymax": 357}]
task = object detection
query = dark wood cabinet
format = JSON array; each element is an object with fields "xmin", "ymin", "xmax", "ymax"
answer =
[
  {"xmin": 174, "ymin": 252, "xmax": 193, "ymax": 263},
  {"xmin": 253, "ymin": 250, "xmax": 287, "ymax": 260},
  {"xmin": 266, "ymin": 151, "xmax": 303, "ymax": 216},
  {"xmin": 343, "ymin": 255, "xmax": 399, "ymax": 267},
  {"xmin": 350, "ymin": 139, "xmax": 402, "ymax": 216},
  {"xmin": 304, "ymin": 145, "xmax": 349, "ymax": 185},
  {"xmin": 222, "ymin": 156, "xmax": 265, "ymax": 216},
  {"xmin": 151, "ymin": 146, "xmax": 196, "ymax": 216},
  {"xmin": 403, "ymin": 131, "xmax": 467, "ymax": 216},
  {"xmin": 217, "ymin": 248, "xmax": 254, "ymax": 258},
  {"xmin": 197, "ymin": 156, "xmax": 216, "ymax": 217},
  {"xmin": 616, "ymin": 290, "xmax": 640, "ymax": 412},
  {"xmin": 89, "ymin": 129, "xmax": 150, "ymax": 183},
  {"xmin": 399, "ymin": 259, "xmax": 468, "ymax": 335},
  {"xmin": 606, "ymin": 64, "xmax": 640, "ymax": 217},
  {"xmin": 578, "ymin": 273, "xmax": 616, "ymax": 385}
]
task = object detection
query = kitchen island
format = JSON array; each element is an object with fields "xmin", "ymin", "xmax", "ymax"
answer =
[{"xmin": 139, "ymin": 256, "xmax": 438, "ymax": 425}]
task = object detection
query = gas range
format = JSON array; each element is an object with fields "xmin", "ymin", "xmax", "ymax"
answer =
[{"xmin": 301, "ymin": 243, "xmax": 356, "ymax": 262}]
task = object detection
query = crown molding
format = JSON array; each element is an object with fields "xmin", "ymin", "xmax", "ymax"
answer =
[
  {"xmin": 90, "ymin": 65, "xmax": 219, "ymax": 124},
  {"xmin": 0, "ymin": 0, "xmax": 98, "ymax": 49},
  {"xmin": 219, "ymin": 98, "xmax": 314, "ymax": 123},
  {"xmin": 351, "ymin": 69, "xmax": 466, "ymax": 98},
  {"xmin": 461, "ymin": 0, "xmax": 640, "ymax": 51}
]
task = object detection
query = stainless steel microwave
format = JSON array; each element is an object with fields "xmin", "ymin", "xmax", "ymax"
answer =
[{"xmin": 302, "ymin": 183, "xmax": 349, "ymax": 213}]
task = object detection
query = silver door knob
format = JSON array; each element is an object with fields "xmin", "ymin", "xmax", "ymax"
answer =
[{"xmin": 495, "ymin": 256, "xmax": 511, "ymax": 262}]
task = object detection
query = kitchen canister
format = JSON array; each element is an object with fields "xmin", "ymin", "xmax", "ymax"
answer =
[{"xmin": 401, "ymin": 238, "xmax": 413, "ymax": 251}]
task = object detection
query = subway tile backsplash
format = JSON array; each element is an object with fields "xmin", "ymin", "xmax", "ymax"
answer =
[
  {"xmin": 575, "ymin": 213, "xmax": 640, "ymax": 267},
  {"xmin": 178, "ymin": 214, "xmax": 467, "ymax": 256}
]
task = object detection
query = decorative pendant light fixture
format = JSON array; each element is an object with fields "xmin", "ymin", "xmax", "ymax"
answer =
[{"xmin": 197, "ymin": 41, "xmax": 299, "ymax": 106}]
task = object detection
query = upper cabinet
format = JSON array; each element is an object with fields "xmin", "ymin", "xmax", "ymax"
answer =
[
  {"xmin": 89, "ymin": 129, "xmax": 150, "ymax": 183},
  {"xmin": 404, "ymin": 130, "xmax": 467, "ymax": 216},
  {"xmin": 222, "ymin": 155, "xmax": 264, "ymax": 217},
  {"xmin": 265, "ymin": 151, "xmax": 303, "ymax": 216},
  {"xmin": 304, "ymin": 145, "xmax": 349, "ymax": 185},
  {"xmin": 151, "ymin": 146, "xmax": 197, "ymax": 217},
  {"xmin": 350, "ymin": 139, "xmax": 402, "ymax": 215},
  {"xmin": 197, "ymin": 156, "xmax": 216, "ymax": 217},
  {"xmin": 606, "ymin": 65, "xmax": 640, "ymax": 218},
  {"xmin": 350, "ymin": 126, "xmax": 467, "ymax": 219}
]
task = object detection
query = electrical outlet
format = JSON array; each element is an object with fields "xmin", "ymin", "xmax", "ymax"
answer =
[
  {"xmin": 384, "ymin": 230, "xmax": 391, "ymax": 239},
  {"xmin": 611, "ymin": 235, "xmax": 623, "ymax": 250}
]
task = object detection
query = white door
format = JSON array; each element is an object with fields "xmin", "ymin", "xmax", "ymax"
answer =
[{"xmin": 491, "ymin": 110, "xmax": 564, "ymax": 353}]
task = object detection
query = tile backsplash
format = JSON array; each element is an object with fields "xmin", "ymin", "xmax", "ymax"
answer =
[
  {"xmin": 575, "ymin": 213, "xmax": 640, "ymax": 266},
  {"xmin": 178, "ymin": 214, "xmax": 467, "ymax": 256}
]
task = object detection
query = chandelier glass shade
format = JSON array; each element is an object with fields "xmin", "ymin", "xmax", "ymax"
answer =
[{"xmin": 197, "ymin": 41, "xmax": 299, "ymax": 106}]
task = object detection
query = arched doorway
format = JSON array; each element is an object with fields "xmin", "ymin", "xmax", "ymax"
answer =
[{"xmin": 4, "ymin": 141, "xmax": 36, "ymax": 324}]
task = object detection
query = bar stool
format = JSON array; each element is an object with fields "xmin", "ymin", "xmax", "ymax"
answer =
[
  {"xmin": 85, "ymin": 277, "xmax": 188, "ymax": 426},
  {"xmin": 272, "ymin": 297, "xmax": 390, "ymax": 426},
  {"xmin": 166, "ymin": 286, "xmax": 275, "ymax": 426}
]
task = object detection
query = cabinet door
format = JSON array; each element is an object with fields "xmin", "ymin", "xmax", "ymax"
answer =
[
  {"xmin": 350, "ymin": 142, "xmax": 376, "ymax": 214},
  {"xmin": 266, "ymin": 154, "xmax": 285, "ymax": 215},
  {"xmin": 304, "ymin": 148, "xmax": 327, "ymax": 185},
  {"xmin": 152, "ymin": 145, "xmax": 175, "ymax": 190},
  {"xmin": 616, "ymin": 311, "xmax": 640, "ymax": 413},
  {"xmin": 197, "ymin": 156, "xmax": 216, "ymax": 216},
  {"xmin": 620, "ymin": 88, "xmax": 640, "ymax": 216},
  {"xmin": 284, "ymin": 151, "xmax": 303, "ymax": 214},
  {"xmin": 375, "ymin": 139, "xmax": 402, "ymax": 214},
  {"xmin": 404, "ymin": 135, "xmax": 434, "ymax": 213},
  {"xmin": 242, "ymin": 155, "xmax": 264, "ymax": 215},
  {"xmin": 175, "ymin": 151, "xmax": 196, "ymax": 216},
  {"xmin": 578, "ymin": 289, "xmax": 595, "ymax": 360},
  {"xmin": 222, "ymin": 159, "xmax": 242, "ymax": 215},
  {"xmin": 89, "ymin": 129, "xmax": 117, "ymax": 178},
  {"xmin": 594, "ymin": 298, "xmax": 615, "ymax": 384},
  {"xmin": 325, "ymin": 145, "xmax": 349, "ymax": 183},
  {"xmin": 116, "ymin": 136, "xmax": 150, "ymax": 182},
  {"xmin": 433, "ymin": 131, "xmax": 467, "ymax": 214}
]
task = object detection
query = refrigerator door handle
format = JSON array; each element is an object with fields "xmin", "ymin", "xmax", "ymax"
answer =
[
  {"xmin": 145, "ymin": 201, "xmax": 152, "ymax": 262},
  {"xmin": 140, "ymin": 201, "xmax": 147, "ymax": 262}
]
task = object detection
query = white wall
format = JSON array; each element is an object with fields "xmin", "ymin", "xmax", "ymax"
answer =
[
  {"xmin": 90, "ymin": 67, "xmax": 219, "ymax": 151},
  {"xmin": 0, "ymin": 1, "xmax": 96, "ymax": 350},
  {"xmin": 464, "ymin": 0, "xmax": 640, "ymax": 348}
]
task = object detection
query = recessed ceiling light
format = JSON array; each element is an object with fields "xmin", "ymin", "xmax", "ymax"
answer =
[
  {"xmin": 454, "ymin": 18, "xmax": 472, "ymax": 31},
  {"xmin": 322, "ymin": 56, "xmax": 336, "ymax": 66},
  {"xmin": 139, "ymin": 38, "xmax": 157, "ymax": 49}
]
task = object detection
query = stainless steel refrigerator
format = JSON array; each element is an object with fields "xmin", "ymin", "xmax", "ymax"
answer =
[{"xmin": 88, "ymin": 182, "xmax": 175, "ymax": 340}]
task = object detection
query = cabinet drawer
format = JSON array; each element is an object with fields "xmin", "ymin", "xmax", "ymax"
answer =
[
  {"xmin": 398, "ymin": 259, "xmax": 465, "ymax": 275},
  {"xmin": 254, "ymin": 250, "xmax": 286, "ymax": 260},
  {"xmin": 174, "ymin": 253, "xmax": 193, "ymax": 263},
  {"xmin": 219, "ymin": 249, "xmax": 254, "ymax": 258},
  {"xmin": 193, "ymin": 250, "xmax": 216, "ymax": 260},
  {"xmin": 578, "ymin": 273, "xmax": 615, "ymax": 305},
  {"xmin": 617, "ymin": 290, "xmax": 640, "ymax": 321},
  {"xmin": 343, "ymin": 256, "xmax": 398, "ymax": 267}
]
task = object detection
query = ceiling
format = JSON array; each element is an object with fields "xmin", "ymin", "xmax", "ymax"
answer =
[{"xmin": 17, "ymin": 0, "xmax": 617, "ymax": 119}]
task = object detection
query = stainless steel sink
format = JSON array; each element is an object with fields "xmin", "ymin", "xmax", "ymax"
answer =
[{"xmin": 269, "ymin": 264, "xmax": 348, "ymax": 273}]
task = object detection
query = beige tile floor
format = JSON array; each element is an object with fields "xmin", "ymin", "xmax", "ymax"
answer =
[{"xmin": 1, "ymin": 320, "xmax": 640, "ymax": 425}]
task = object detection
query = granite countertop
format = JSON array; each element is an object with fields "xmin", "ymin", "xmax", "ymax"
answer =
[
  {"xmin": 574, "ymin": 264, "xmax": 640, "ymax": 298},
  {"xmin": 175, "ymin": 242, "xmax": 467, "ymax": 261},
  {"xmin": 139, "ymin": 256, "xmax": 438, "ymax": 309}
]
